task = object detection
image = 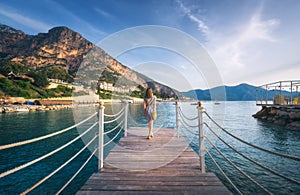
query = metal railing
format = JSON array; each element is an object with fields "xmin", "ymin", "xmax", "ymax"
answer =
[
  {"xmin": 256, "ymin": 80, "xmax": 300, "ymax": 106},
  {"xmin": 0, "ymin": 101, "xmax": 129, "ymax": 194},
  {"xmin": 176, "ymin": 101, "xmax": 300, "ymax": 194}
]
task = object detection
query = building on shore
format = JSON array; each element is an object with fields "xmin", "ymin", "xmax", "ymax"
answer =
[{"xmin": 98, "ymin": 81, "xmax": 137, "ymax": 94}]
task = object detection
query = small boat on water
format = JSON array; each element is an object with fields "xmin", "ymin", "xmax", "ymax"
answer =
[
  {"xmin": 16, "ymin": 107, "xmax": 30, "ymax": 112},
  {"xmin": 214, "ymin": 102, "xmax": 221, "ymax": 105}
]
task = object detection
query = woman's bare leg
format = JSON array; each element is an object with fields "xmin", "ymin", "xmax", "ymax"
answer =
[{"xmin": 148, "ymin": 120, "xmax": 153, "ymax": 138}]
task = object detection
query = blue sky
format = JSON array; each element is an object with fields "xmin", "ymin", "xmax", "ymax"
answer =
[{"xmin": 0, "ymin": 0, "xmax": 299, "ymax": 90}]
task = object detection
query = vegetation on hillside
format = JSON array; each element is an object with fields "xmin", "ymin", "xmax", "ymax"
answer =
[
  {"xmin": 0, "ymin": 23, "xmax": 178, "ymax": 100},
  {"xmin": 0, "ymin": 61, "xmax": 73, "ymax": 98},
  {"xmin": 0, "ymin": 60, "xmax": 177, "ymax": 99},
  {"xmin": 98, "ymin": 67, "xmax": 137, "ymax": 87},
  {"xmin": 43, "ymin": 66, "xmax": 74, "ymax": 83}
]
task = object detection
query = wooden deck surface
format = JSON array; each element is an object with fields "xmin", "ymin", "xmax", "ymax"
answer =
[{"xmin": 77, "ymin": 127, "xmax": 231, "ymax": 194}]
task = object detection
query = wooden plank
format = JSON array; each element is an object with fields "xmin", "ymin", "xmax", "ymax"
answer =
[
  {"xmin": 88, "ymin": 173, "xmax": 220, "ymax": 180},
  {"xmin": 77, "ymin": 127, "xmax": 231, "ymax": 194}
]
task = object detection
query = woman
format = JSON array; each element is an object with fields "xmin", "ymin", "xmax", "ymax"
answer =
[{"xmin": 143, "ymin": 87, "xmax": 156, "ymax": 139}]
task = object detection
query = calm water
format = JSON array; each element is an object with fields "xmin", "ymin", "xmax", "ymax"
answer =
[{"xmin": 0, "ymin": 101, "xmax": 299, "ymax": 194}]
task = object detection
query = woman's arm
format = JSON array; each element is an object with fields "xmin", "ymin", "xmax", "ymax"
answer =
[{"xmin": 143, "ymin": 100, "xmax": 146, "ymax": 116}]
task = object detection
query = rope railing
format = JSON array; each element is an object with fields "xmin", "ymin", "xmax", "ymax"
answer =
[
  {"xmin": 1, "ymin": 101, "xmax": 129, "ymax": 194},
  {"xmin": 176, "ymin": 101, "xmax": 300, "ymax": 194},
  {"xmin": 179, "ymin": 119, "xmax": 198, "ymax": 136},
  {"xmin": 206, "ymin": 135, "xmax": 272, "ymax": 194},
  {"xmin": 104, "ymin": 106, "xmax": 125, "ymax": 118},
  {"xmin": 203, "ymin": 122, "xmax": 300, "ymax": 185},
  {"xmin": 206, "ymin": 149, "xmax": 242, "ymax": 195},
  {"xmin": 103, "ymin": 119, "xmax": 125, "ymax": 135},
  {"xmin": 97, "ymin": 101, "xmax": 128, "ymax": 170},
  {"xmin": 56, "ymin": 147, "xmax": 98, "ymax": 195},
  {"xmin": 21, "ymin": 135, "xmax": 98, "ymax": 195},
  {"xmin": 179, "ymin": 123, "xmax": 199, "ymax": 148},
  {"xmin": 0, "ymin": 112, "xmax": 97, "ymax": 151},
  {"xmin": 4, "ymin": 99, "xmax": 298, "ymax": 194},
  {"xmin": 178, "ymin": 110, "xmax": 199, "ymax": 128},
  {"xmin": 178, "ymin": 106, "xmax": 199, "ymax": 121},
  {"xmin": 0, "ymin": 121, "xmax": 98, "ymax": 179},
  {"xmin": 104, "ymin": 108, "xmax": 125, "ymax": 124},
  {"xmin": 203, "ymin": 110, "xmax": 300, "ymax": 162},
  {"xmin": 103, "ymin": 125, "xmax": 125, "ymax": 147},
  {"xmin": 176, "ymin": 101, "xmax": 205, "ymax": 173}
]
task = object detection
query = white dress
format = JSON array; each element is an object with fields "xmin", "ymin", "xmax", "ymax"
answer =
[{"xmin": 144, "ymin": 96, "xmax": 156, "ymax": 120}]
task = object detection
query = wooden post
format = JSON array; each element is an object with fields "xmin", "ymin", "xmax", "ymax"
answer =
[
  {"xmin": 197, "ymin": 101, "xmax": 205, "ymax": 173},
  {"xmin": 98, "ymin": 102, "xmax": 105, "ymax": 171},
  {"xmin": 255, "ymin": 88, "xmax": 258, "ymax": 105},
  {"xmin": 280, "ymin": 81, "xmax": 282, "ymax": 98},
  {"xmin": 290, "ymin": 81, "xmax": 293, "ymax": 105},
  {"xmin": 175, "ymin": 101, "xmax": 179, "ymax": 138},
  {"xmin": 124, "ymin": 101, "xmax": 128, "ymax": 137},
  {"xmin": 266, "ymin": 84, "xmax": 268, "ymax": 105}
]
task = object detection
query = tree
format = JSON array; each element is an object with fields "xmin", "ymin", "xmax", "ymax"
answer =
[
  {"xmin": 27, "ymin": 71, "xmax": 49, "ymax": 87},
  {"xmin": 0, "ymin": 61, "xmax": 29, "ymax": 76},
  {"xmin": 17, "ymin": 80, "xmax": 31, "ymax": 90},
  {"xmin": 0, "ymin": 78, "xmax": 31, "ymax": 97},
  {"xmin": 43, "ymin": 66, "xmax": 73, "ymax": 82}
]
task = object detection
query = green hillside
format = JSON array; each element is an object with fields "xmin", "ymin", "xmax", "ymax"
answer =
[{"xmin": 0, "ymin": 61, "xmax": 72, "ymax": 98}]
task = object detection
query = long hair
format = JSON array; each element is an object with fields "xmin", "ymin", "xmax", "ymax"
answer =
[{"xmin": 145, "ymin": 87, "xmax": 153, "ymax": 99}]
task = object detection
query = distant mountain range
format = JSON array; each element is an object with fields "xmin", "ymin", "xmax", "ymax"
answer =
[
  {"xmin": 182, "ymin": 83, "xmax": 293, "ymax": 101},
  {"xmin": 182, "ymin": 83, "xmax": 256, "ymax": 101}
]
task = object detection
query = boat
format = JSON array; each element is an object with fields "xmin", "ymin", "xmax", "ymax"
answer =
[{"xmin": 16, "ymin": 107, "xmax": 30, "ymax": 112}]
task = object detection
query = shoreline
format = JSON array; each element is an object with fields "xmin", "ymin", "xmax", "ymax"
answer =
[
  {"xmin": 1, "ymin": 104, "xmax": 74, "ymax": 113},
  {"xmin": 0, "ymin": 98, "xmax": 142, "ymax": 113}
]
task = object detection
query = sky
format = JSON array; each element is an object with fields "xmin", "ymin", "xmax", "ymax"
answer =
[{"xmin": 0, "ymin": 0, "xmax": 299, "ymax": 91}]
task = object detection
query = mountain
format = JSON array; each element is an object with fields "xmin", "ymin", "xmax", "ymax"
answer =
[
  {"xmin": 0, "ymin": 24, "xmax": 94, "ymax": 72},
  {"xmin": 0, "ymin": 23, "xmax": 177, "ymax": 98},
  {"xmin": 224, "ymin": 83, "xmax": 257, "ymax": 100},
  {"xmin": 182, "ymin": 83, "xmax": 296, "ymax": 101},
  {"xmin": 183, "ymin": 83, "xmax": 258, "ymax": 101}
]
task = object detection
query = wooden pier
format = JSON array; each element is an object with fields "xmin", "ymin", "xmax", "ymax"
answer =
[{"xmin": 77, "ymin": 127, "xmax": 231, "ymax": 194}]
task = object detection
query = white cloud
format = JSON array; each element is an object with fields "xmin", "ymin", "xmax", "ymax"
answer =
[
  {"xmin": 176, "ymin": 1, "xmax": 298, "ymax": 89},
  {"xmin": 176, "ymin": 0, "xmax": 210, "ymax": 36},
  {"xmin": 204, "ymin": 5, "xmax": 281, "ymax": 85},
  {"xmin": 247, "ymin": 13, "xmax": 279, "ymax": 42},
  {"xmin": 246, "ymin": 64, "xmax": 300, "ymax": 87},
  {"xmin": 94, "ymin": 8, "xmax": 113, "ymax": 19},
  {"xmin": 213, "ymin": 10, "xmax": 279, "ymax": 61},
  {"xmin": 0, "ymin": 7, "xmax": 51, "ymax": 32}
]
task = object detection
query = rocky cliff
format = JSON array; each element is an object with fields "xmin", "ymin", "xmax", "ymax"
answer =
[
  {"xmin": 0, "ymin": 24, "xmax": 94, "ymax": 72},
  {"xmin": 0, "ymin": 23, "xmax": 177, "ymax": 98},
  {"xmin": 253, "ymin": 106, "xmax": 300, "ymax": 130}
]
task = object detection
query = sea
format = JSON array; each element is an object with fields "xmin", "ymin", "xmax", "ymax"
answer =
[{"xmin": 0, "ymin": 101, "xmax": 299, "ymax": 194}]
